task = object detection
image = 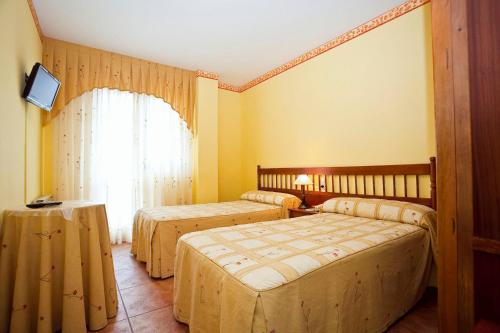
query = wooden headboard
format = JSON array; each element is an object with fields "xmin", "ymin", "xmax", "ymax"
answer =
[{"xmin": 257, "ymin": 157, "xmax": 436, "ymax": 209}]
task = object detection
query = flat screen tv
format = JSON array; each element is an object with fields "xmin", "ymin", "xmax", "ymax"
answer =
[{"xmin": 22, "ymin": 63, "xmax": 61, "ymax": 111}]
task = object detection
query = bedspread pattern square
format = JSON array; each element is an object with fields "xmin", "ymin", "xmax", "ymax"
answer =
[{"xmin": 180, "ymin": 213, "xmax": 424, "ymax": 291}]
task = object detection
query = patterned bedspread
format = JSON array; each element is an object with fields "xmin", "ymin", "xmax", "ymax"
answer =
[
  {"xmin": 173, "ymin": 199, "xmax": 436, "ymax": 333},
  {"xmin": 180, "ymin": 213, "xmax": 424, "ymax": 291},
  {"xmin": 131, "ymin": 200, "xmax": 295, "ymax": 278},
  {"xmin": 136, "ymin": 200, "xmax": 282, "ymax": 221}
]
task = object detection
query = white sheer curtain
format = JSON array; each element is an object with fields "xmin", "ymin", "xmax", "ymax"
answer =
[{"xmin": 52, "ymin": 88, "xmax": 193, "ymax": 243}]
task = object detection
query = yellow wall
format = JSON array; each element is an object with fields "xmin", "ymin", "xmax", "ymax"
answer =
[
  {"xmin": 0, "ymin": 0, "xmax": 42, "ymax": 217},
  {"xmin": 193, "ymin": 77, "xmax": 219, "ymax": 203},
  {"xmin": 218, "ymin": 89, "xmax": 242, "ymax": 201},
  {"xmin": 37, "ymin": 3, "xmax": 434, "ymax": 206},
  {"xmin": 238, "ymin": 4, "xmax": 435, "ymax": 191}
]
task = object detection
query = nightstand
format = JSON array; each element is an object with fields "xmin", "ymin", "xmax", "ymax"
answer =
[{"xmin": 288, "ymin": 207, "xmax": 320, "ymax": 218}]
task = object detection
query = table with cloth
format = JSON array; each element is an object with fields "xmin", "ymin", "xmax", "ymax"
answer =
[{"xmin": 0, "ymin": 201, "xmax": 118, "ymax": 333}]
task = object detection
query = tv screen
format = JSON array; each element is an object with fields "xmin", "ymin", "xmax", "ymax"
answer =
[{"xmin": 22, "ymin": 63, "xmax": 61, "ymax": 111}]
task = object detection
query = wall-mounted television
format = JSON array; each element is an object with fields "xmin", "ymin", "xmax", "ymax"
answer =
[{"xmin": 22, "ymin": 63, "xmax": 61, "ymax": 111}]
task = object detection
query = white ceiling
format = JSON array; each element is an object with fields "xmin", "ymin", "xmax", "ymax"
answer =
[{"xmin": 33, "ymin": 0, "xmax": 407, "ymax": 86}]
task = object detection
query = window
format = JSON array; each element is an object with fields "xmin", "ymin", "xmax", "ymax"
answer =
[{"xmin": 52, "ymin": 88, "xmax": 193, "ymax": 243}]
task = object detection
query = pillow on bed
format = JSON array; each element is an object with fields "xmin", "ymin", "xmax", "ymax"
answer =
[
  {"xmin": 240, "ymin": 190, "xmax": 301, "ymax": 208},
  {"xmin": 321, "ymin": 197, "xmax": 436, "ymax": 230}
]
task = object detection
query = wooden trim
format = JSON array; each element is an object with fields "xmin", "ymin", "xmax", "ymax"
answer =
[
  {"xmin": 473, "ymin": 237, "xmax": 500, "ymax": 256},
  {"xmin": 432, "ymin": 0, "xmax": 459, "ymax": 330},
  {"xmin": 433, "ymin": 0, "xmax": 475, "ymax": 331},
  {"xmin": 27, "ymin": 0, "xmax": 43, "ymax": 41},
  {"xmin": 258, "ymin": 164, "xmax": 431, "ymax": 176},
  {"xmin": 468, "ymin": 0, "xmax": 500, "ymax": 323},
  {"xmin": 257, "ymin": 157, "xmax": 436, "ymax": 208},
  {"xmin": 430, "ymin": 156, "xmax": 437, "ymax": 209},
  {"xmin": 453, "ymin": 0, "xmax": 475, "ymax": 330}
]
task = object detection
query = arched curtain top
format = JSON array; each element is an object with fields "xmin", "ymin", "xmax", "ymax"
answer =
[{"xmin": 42, "ymin": 37, "xmax": 196, "ymax": 130}]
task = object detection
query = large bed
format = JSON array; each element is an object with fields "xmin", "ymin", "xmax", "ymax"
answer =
[
  {"xmin": 173, "ymin": 159, "xmax": 437, "ymax": 333},
  {"xmin": 132, "ymin": 191, "xmax": 301, "ymax": 278}
]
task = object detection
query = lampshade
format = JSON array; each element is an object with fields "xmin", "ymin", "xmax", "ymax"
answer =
[{"xmin": 294, "ymin": 174, "xmax": 313, "ymax": 186}]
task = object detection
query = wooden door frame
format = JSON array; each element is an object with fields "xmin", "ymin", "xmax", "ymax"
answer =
[{"xmin": 431, "ymin": 0, "xmax": 474, "ymax": 332}]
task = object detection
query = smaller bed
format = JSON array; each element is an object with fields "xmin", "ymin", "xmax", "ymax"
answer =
[{"xmin": 131, "ymin": 190, "xmax": 301, "ymax": 278}]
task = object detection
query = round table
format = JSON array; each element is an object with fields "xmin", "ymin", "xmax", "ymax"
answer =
[{"xmin": 0, "ymin": 201, "xmax": 118, "ymax": 332}]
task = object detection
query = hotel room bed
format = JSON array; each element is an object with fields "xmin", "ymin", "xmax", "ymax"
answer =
[
  {"xmin": 131, "ymin": 191, "xmax": 300, "ymax": 278},
  {"xmin": 173, "ymin": 197, "xmax": 437, "ymax": 333}
]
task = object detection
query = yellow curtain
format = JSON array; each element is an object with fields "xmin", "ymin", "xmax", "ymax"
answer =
[{"xmin": 42, "ymin": 37, "xmax": 196, "ymax": 129}]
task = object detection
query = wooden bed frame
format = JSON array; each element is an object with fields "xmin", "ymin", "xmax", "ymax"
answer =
[{"xmin": 257, "ymin": 157, "xmax": 436, "ymax": 209}]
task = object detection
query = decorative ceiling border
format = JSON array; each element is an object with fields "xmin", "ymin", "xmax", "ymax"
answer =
[
  {"xmin": 196, "ymin": 71, "xmax": 241, "ymax": 92},
  {"xmin": 27, "ymin": 0, "xmax": 43, "ymax": 41},
  {"xmin": 195, "ymin": 70, "xmax": 219, "ymax": 81},
  {"xmin": 218, "ymin": 0, "xmax": 430, "ymax": 93},
  {"xmin": 27, "ymin": 0, "xmax": 428, "ymax": 94},
  {"xmin": 217, "ymin": 82, "xmax": 241, "ymax": 93}
]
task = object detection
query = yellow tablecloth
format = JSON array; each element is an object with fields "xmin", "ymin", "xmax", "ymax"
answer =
[{"xmin": 0, "ymin": 201, "xmax": 118, "ymax": 333}]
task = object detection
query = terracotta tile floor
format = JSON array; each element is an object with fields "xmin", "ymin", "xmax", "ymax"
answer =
[
  {"xmin": 90, "ymin": 244, "xmax": 188, "ymax": 333},
  {"xmin": 91, "ymin": 243, "xmax": 437, "ymax": 333}
]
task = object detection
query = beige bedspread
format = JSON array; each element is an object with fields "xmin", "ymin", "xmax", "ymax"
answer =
[
  {"xmin": 173, "ymin": 200, "xmax": 436, "ymax": 333},
  {"xmin": 132, "ymin": 198, "xmax": 297, "ymax": 278}
]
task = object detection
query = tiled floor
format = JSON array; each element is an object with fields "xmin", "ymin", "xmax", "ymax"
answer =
[
  {"xmin": 93, "ymin": 243, "xmax": 437, "ymax": 333},
  {"xmin": 90, "ymin": 244, "xmax": 188, "ymax": 333}
]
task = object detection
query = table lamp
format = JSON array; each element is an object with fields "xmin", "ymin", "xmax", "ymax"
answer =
[{"xmin": 294, "ymin": 175, "xmax": 313, "ymax": 209}]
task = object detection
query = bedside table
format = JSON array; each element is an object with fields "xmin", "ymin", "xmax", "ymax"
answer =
[{"xmin": 288, "ymin": 207, "xmax": 320, "ymax": 218}]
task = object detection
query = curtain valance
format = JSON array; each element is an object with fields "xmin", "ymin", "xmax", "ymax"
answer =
[{"xmin": 42, "ymin": 38, "xmax": 196, "ymax": 129}]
